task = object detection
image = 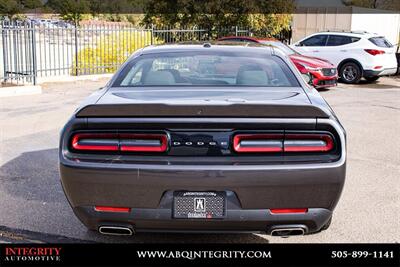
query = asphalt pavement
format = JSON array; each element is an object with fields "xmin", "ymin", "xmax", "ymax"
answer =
[{"xmin": 0, "ymin": 77, "xmax": 399, "ymax": 243}]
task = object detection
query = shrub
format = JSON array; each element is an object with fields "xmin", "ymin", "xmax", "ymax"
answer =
[{"xmin": 72, "ymin": 29, "xmax": 158, "ymax": 75}]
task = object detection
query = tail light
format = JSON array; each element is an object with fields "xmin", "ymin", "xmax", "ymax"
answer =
[
  {"xmin": 364, "ymin": 49, "xmax": 385, "ymax": 56},
  {"xmin": 71, "ymin": 133, "xmax": 168, "ymax": 153},
  {"xmin": 284, "ymin": 134, "xmax": 334, "ymax": 152},
  {"xmin": 233, "ymin": 134, "xmax": 283, "ymax": 153},
  {"xmin": 233, "ymin": 133, "xmax": 334, "ymax": 153}
]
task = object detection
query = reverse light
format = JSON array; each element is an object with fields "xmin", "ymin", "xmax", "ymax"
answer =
[
  {"xmin": 364, "ymin": 49, "xmax": 385, "ymax": 56},
  {"xmin": 120, "ymin": 134, "xmax": 168, "ymax": 152},
  {"xmin": 94, "ymin": 206, "xmax": 131, "ymax": 213},
  {"xmin": 233, "ymin": 134, "xmax": 284, "ymax": 153},
  {"xmin": 270, "ymin": 208, "xmax": 308, "ymax": 214},
  {"xmin": 284, "ymin": 134, "xmax": 334, "ymax": 152},
  {"xmin": 71, "ymin": 133, "xmax": 119, "ymax": 151}
]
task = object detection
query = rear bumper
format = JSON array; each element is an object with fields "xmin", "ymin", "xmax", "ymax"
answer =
[
  {"xmin": 73, "ymin": 205, "xmax": 333, "ymax": 234},
  {"xmin": 60, "ymin": 160, "xmax": 345, "ymax": 234},
  {"xmin": 364, "ymin": 67, "xmax": 397, "ymax": 77}
]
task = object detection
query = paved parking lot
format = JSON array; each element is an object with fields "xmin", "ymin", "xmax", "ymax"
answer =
[{"xmin": 0, "ymin": 77, "xmax": 399, "ymax": 243}]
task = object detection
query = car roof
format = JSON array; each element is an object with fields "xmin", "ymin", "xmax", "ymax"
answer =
[
  {"xmin": 140, "ymin": 43, "xmax": 274, "ymax": 55},
  {"xmin": 219, "ymin": 36, "xmax": 279, "ymax": 42},
  {"xmin": 313, "ymin": 31, "xmax": 379, "ymax": 38}
]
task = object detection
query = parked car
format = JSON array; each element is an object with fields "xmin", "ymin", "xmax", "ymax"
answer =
[
  {"xmin": 59, "ymin": 43, "xmax": 346, "ymax": 237},
  {"xmin": 292, "ymin": 31, "xmax": 398, "ymax": 84},
  {"xmin": 218, "ymin": 36, "xmax": 338, "ymax": 89}
]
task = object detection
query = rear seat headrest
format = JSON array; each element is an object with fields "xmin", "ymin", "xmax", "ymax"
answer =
[{"xmin": 143, "ymin": 70, "xmax": 176, "ymax": 85}]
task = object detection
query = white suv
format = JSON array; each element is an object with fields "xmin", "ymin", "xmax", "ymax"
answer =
[{"xmin": 292, "ymin": 31, "xmax": 398, "ymax": 84}]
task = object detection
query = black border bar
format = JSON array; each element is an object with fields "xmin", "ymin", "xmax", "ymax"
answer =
[{"xmin": 0, "ymin": 243, "xmax": 399, "ymax": 266}]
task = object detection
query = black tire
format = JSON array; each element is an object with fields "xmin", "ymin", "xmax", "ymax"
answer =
[
  {"xmin": 339, "ymin": 62, "xmax": 362, "ymax": 84},
  {"xmin": 364, "ymin": 76, "xmax": 380, "ymax": 82}
]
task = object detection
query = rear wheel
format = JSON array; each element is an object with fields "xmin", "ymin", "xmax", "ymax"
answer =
[
  {"xmin": 339, "ymin": 62, "xmax": 362, "ymax": 84},
  {"xmin": 364, "ymin": 76, "xmax": 380, "ymax": 82}
]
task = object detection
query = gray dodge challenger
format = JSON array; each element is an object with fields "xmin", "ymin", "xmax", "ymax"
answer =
[{"xmin": 59, "ymin": 43, "xmax": 346, "ymax": 237}]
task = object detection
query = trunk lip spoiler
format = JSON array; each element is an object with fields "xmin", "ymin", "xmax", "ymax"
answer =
[{"xmin": 75, "ymin": 103, "xmax": 331, "ymax": 118}]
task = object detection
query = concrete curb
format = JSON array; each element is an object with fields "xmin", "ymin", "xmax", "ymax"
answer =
[{"xmin": 0, "ymin": 85, "xmax": 42, "ymax": 98}]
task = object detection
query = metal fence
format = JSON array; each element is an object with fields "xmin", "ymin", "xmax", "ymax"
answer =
[{"xmin": 0, "ymin": 21, "xmax": 291, "ymax": 85}]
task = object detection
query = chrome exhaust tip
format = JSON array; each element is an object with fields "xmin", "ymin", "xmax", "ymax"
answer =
[
  {"xmin": 269, "ymin": 225, "xmax": 307, "ymax": 237},
  {"xmin": 98, "ymin": 226, "xmax": 134, "ymax": 236}
]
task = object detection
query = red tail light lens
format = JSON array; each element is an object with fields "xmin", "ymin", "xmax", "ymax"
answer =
[
  {"xmin": 364, "ymin": 49, "xmax": 385, "ymax": 56},
  {"xmin": 233, "ymin": 134, "xmax": 283, "ymax": 153},
  {"xmin": 71, "ymin": 133, "xmax": 168, "ymax": 152},
  {"xmin": 94, "ymin": 206, "xmax": 131, "ymax": 213},
  {"xmin": 270, "ymin": 208, "xmax": 308, "ymax": 214},
  {"xmin": 284, "ymin": 134, "xmax": 334, "ymax": 152}
]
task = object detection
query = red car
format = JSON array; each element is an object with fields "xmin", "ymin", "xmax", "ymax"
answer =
[{"xmin": 218, "ymin": 36, "xmax": 338, "ymax": 89}]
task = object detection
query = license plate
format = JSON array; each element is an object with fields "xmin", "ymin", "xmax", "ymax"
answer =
[{"xmin": 173, "ymin": 191, "xmax": 226, "ymax": 219}]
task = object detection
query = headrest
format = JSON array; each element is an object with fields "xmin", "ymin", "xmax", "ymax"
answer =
[
  {"xmin": 236, "ymin": 65, "xmax": 269, "ymax": 85},
  {"xmin": 143, "ymin": 70, "xmax": 175, "ymax": 85}
]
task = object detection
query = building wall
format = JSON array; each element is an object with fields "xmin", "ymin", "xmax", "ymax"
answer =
[
  {"xmin": 292, "ymin": 7, "xmax": 352, "ymax": 43},
  {"xmin": 292, "ymin": 6, "xmax": 400, "ymax": 46},
  {"xmin": 351, "ymin": 7, "xmax": 400, "ymax": 45}
]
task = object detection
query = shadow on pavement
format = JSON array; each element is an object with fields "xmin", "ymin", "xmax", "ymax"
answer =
[
  {"xmin": 337, "ymin": 78, "xmax": 400, "ymax": 89},
  {"xmin": 0, "ymin": 148, "xmax": 269, "ymax": 243}
]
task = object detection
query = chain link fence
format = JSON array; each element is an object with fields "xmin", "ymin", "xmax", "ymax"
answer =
[{"xmin": 1, "ymin": 21, "xmax": 291, "ymax": 85}]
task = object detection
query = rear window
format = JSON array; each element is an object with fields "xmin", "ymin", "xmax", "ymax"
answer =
[
  {"xmin": 369, "ymin": 37, "xmax": 392, "ymax": 48},
  {"xmin": 113, "ymin": 52, "xmax": 299, "ymax": 87}
]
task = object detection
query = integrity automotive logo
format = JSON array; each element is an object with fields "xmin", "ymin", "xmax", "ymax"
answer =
[{"xmin": 2, "ymin": 246, "xmax": 62, "ymax": 263}]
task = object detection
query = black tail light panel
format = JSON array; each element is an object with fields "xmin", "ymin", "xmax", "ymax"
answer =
[{"xmin": 68, "ymin": 130, "xmax": 341, "ymax": 163}]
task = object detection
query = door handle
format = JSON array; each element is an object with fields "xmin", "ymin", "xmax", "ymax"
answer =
[
  {"xmin": 312, "ymin": 50, "xmax": 319, "ymax": 52},
  {"xmin": 340, "ymin": 50, "xmax": 347, "ymax": 52}
]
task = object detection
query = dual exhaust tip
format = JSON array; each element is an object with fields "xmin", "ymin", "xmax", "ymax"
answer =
[
  {"xmin": 269, "ymin": 225, "xmax": 307, "ymax": 237},
  {"xmin": 99, "ymin": 225, "xmax": 134, "ymax": 236}
]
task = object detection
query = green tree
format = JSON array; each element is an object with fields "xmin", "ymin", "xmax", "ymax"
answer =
[
  {"xmin": 21, "ymin": 0, "xmax": 42, "ymax": 9},
  {"xmin": 0, "ymin": 0, "xmax": 22, "ymax": 18},
  {"xmin": 342, "ymin": 0, "xmax": 400, "ymax": 11},
  {"xmin": 46, "ymin": 0, "xmax": 90, "ymax": 25},
  {"xmin": 141, "ymin": 0, "xmax": 294, "ymax": 37}
]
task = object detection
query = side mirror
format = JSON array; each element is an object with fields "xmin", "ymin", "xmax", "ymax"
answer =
[{"xmin": 295, "ymin": 42, "xmax": 301, "ymax": 47}]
